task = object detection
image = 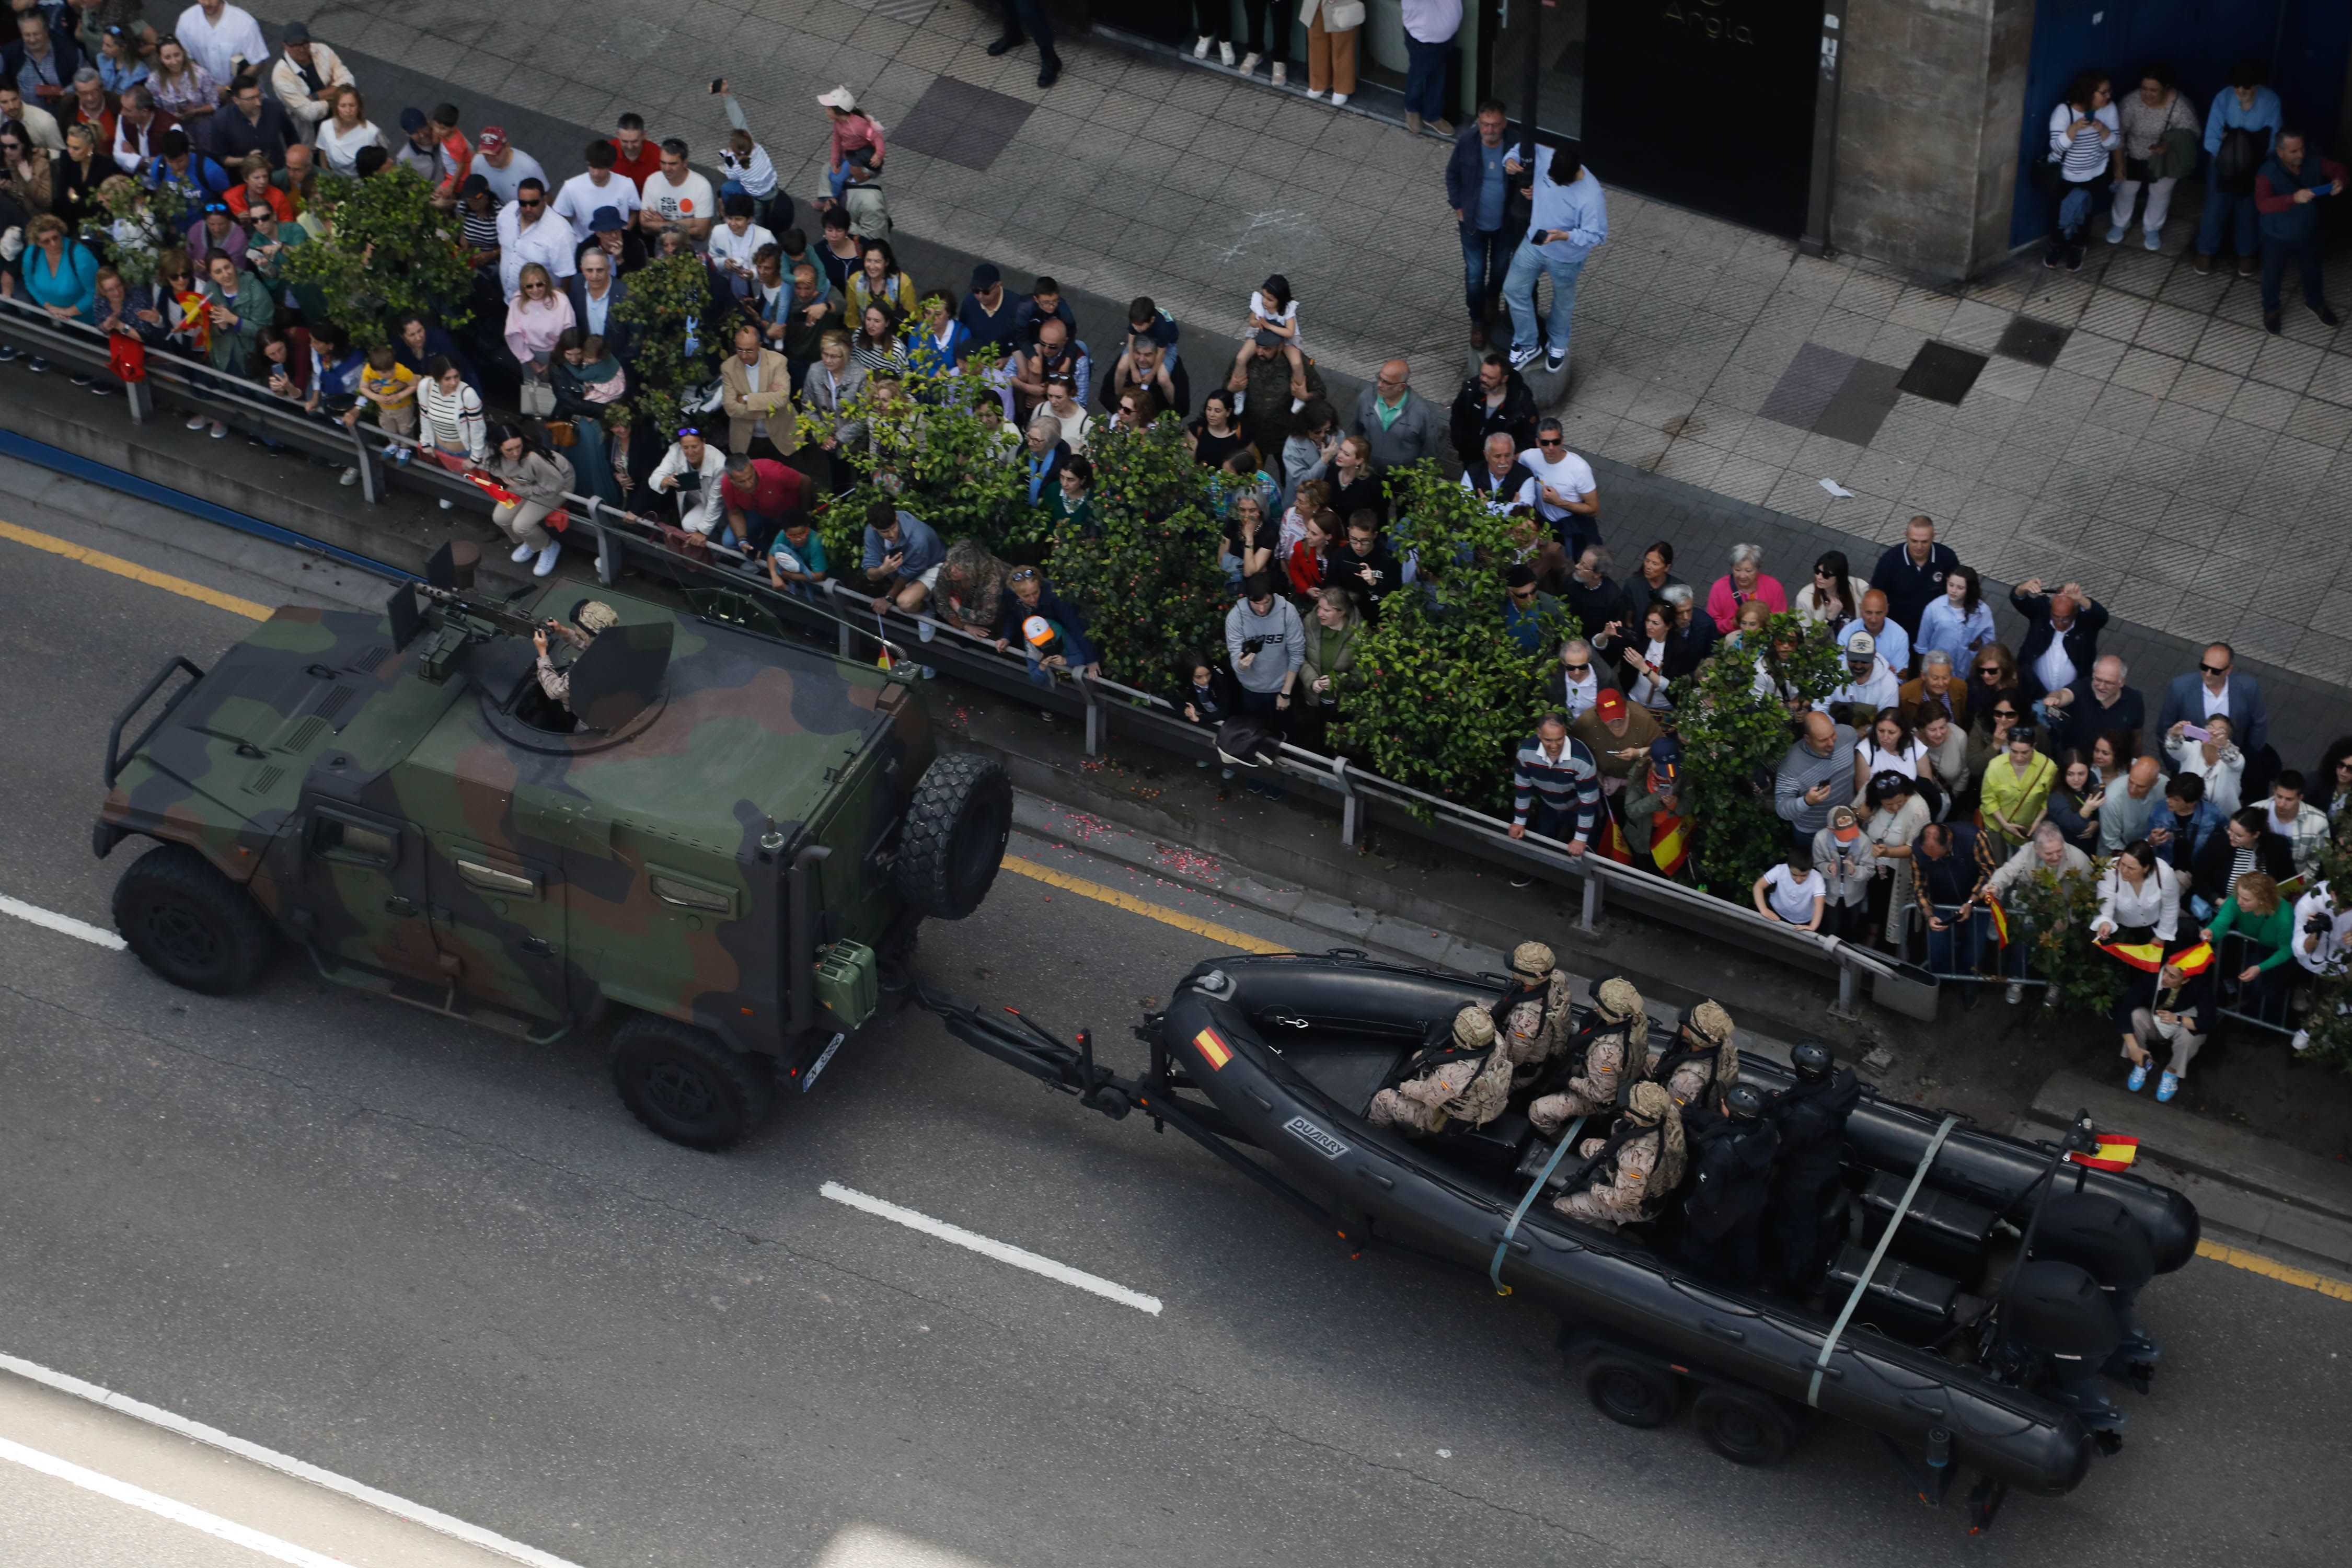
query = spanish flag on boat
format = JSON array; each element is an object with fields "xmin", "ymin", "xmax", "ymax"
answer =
[{"xmin": 2068, "ymin": 1134, "xmax": 2140, "ymax": 1172}]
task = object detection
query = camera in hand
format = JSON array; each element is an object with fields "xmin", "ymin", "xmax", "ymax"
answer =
[
  {"xmin": 1240, "ymin": 635, "xmax": 1271, "ymax": 656},
  {"xmin": 2306, "ymin": 910, "xmax": 2337, "ymax": 937}
]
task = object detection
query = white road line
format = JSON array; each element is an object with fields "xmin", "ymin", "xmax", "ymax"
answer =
[
  {"xmin": 1, "ymin": 893, "xmax": 126, "ymax": 950},
  {"xmin": 819, "ymin": 1182, "xmax": 1165, "ymax": 1316},
  {"xmin": 0, "ymin": 1432, "xmax": 351, "ymax": 1568},
  {"xmin": 0, "ymin": 1352, "xmax": 585, "ymax": 1568}
]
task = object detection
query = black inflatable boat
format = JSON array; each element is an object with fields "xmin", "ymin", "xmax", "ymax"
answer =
[{"xmin": 918, "ymin": 952, "xmax": 2199, "ymax": 1525}]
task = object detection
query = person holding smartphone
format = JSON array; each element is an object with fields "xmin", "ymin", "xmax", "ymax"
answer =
[{"xmin": 1499, "ymin": 144, "xmax": 1607, "ymax": 377}]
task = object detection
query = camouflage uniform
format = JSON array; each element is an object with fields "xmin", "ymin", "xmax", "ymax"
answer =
[
  {"xmin": 1529, "ymin": 976, "xmax": 1646, "ymax": 1136},
  {"xmin": 1555, "ymin": 1081, "xmax": 1687, "ymax": 1231},
  {"xmin": 1368, "ymin": 1006, "xmax": 1511, "ymax": 1136},
  {"xmin": 1646, "ymin": 998, "xmax": 1738, "ymax": 1113},
  {"xmin": 1496, "ymin": 940, "xmax": 1575, "ymax": 1087},
  {"xmin": 532, "ymin": 601, "xmax": 619, "ymax": 706}
]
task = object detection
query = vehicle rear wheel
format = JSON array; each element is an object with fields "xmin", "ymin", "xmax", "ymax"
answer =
[
  {"xmin": 895, "ymin": 752, "xmax": 1010, "ymax": 920},
  {"xmin": 610, "ymin": 1016, "xmax": 774, "ymax": 1151},
  {"xmin": 1582, "ymin": 1353, "xmax": 1680, "ymax": 1428},
  {"xmin": 112, "ymin": 843, "xmax": 274, "ymax": 996},
  {"xmin": 1691, "ymin": 1386, "xmax": 1797, "ymax": 1467}
]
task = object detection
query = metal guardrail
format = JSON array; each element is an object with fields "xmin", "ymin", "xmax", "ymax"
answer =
[{"xmin": 2, "ymin": 299, "xmax": 1906, "ymax": 1018}]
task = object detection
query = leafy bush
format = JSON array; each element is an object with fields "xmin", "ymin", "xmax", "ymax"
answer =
[
  {"xmin": 610, "ymin": 253, "xmax": 726, "ymax": 441},
  {"xmin": 1049, "ymin": 416, "xmax": 1228, "ymax": 688},
  {"xmin": 816, "ymin": 351, "xmax": 1029, "ymax": 554},
  {"xmin": 275, "ymin": 167, "xmax": 472, "ymax": 350},
  {"xmin": 95, "ymin": 179, "xmax": 181, "ymax": 286},
  {"xmin": 1328, "ymin": 462, "xmax": 1567, "ymax": 811},
  {"xmin": 1674, "ymin": 610, "xmax": 1843, "ymax": 891},
  {"xmin": 2008, "ymin": 862, "xmax": 2125, "ymax": 1017}
]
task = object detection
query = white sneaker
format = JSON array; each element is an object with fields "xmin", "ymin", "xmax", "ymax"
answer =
[
  {"xmin": 2291, "ymin": 1029, "xmax": 2312, "ymax": 1052},
  {"xmin": 339, "ymin": 466, "xmax": 360, "ymax": 487},
  {"xmin": 533, "ymin": 541, "xmax": 561, "ymax": 577},
  {"xmin": 1507, "ymin": 342, "xmax": 1542, "ymax": 370},
  {"xmin": 1193, "ymin": 34, "xmax": 1211, "ymax": 57},
  {"xmin": 1329, "ymin": 92, "xmax": 1348, "ymax": 107},
  {"xmin": 2104, "ymin": 223, "xmax": 2127, "ymax": 244},
  {"xmin": 2143, "ymin": 228, "xmax": 2162, "ymax": 251},
  {"xmin": 1218, "ymin": 40, "xmax": 1234, "ymax": 65},
  {"xmin": 2004, "ymin": 981, "xmax": 2023, "ymax": 1006},
  {"xmin": 186, "ymin": 414, "xmax": 210, "ymax": 431},
  {"xmin": 511, "ymin": 541, "xmax": 537, "ymax": 563},
  {"xmin": 1271, "ymin": 62, "xmax": 1286, "ymax": 86},
  {"xmin": 1239, "ymin": 51, "xmax": 1260, "ymax": 75},
  {"xmin": 439, "ymin": 499, "xmax": 454, "ymax": 510},
  {"xmin": 917, "ymin": 618, "xmax": 937, "ymax": 643},
  {"xmin": 1544, "ymin": 349, "xmax": 1567, "ymax": 374},
  {"xmin": 1306, "ymin": 87, "xmax": 1325, "ymax": 100}
]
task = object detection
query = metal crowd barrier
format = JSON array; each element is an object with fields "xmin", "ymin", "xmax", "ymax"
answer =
[{"xmin": 1, "ymin": 298, "xmax": 1908, "ymax": 1019}]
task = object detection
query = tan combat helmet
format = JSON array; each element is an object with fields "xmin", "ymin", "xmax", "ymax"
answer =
[
  {"xmin": 1624, "ymin": 1080, "xmax": 1688, "ymax": 1197},
  {"xmin": 575, "ymin": 599, "xmax": 621, "ymax": 634},
  {"xmin": 1511, "ymin": 940, "xmax": 1556, "ymax": 981},
  {"xmin": 1686, "ymin": 998, "xmax": 1739, "ymax": 1092},
  {"xmin": 1593, "ymin": 975, "xmax": 1649, "ymax": 1052},
  {"xmin": 1452, "ymin": 1004, "xmax": 1498, "ymax": 1048}
]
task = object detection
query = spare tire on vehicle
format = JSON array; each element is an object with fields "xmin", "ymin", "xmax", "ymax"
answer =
[{"xmin": 895, "ymin": 752, "xmax": 1011, "ymax": 920}]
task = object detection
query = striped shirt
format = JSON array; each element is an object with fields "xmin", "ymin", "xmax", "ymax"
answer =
[
  {"xmin": 2047, "ymin": 101, "xmax": 2120, "ymax": 182},
  {"xmin": 1512, "ymin": 734, "xmax": 1600, "ymax": 843}
]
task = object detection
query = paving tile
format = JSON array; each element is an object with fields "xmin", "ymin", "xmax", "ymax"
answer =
[
  {"xmin": 2249, "ymin": 335, "xmax": 2324, "ymax": 395},
  {"xmin": 2165, "ymin": 361, "xmax": 2244, "ymax": 414},
  {"xmin": 2077, "ymin": 289, "xmax": 2152, "ymax": 342},
  {"xmin": 1756, "ymin": 343, "xmax": 1857, "ymax": 430},
  {"xmin": 1997, "ymin": 315, "xmax": 2071, "ymax": 366},
  {"xmin": 1970, "ymin": 357, "xmax": 2047, "ymax": 402},
  {"xmin": 2052, "ymin": 331, "xmax": 2128, "ymax": 381},
  {"xmin": 2192, "ymin": 318, "xmax": 2267, "ymax": 376},
  {"xmin": 2107, "ymin": 347, "xmax": 2184, "ymax": 399}
]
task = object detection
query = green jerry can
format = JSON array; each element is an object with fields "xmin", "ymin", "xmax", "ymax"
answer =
[{"xmin": 813, "ymin": 940, "xmax": 880, "ymax": 1030}]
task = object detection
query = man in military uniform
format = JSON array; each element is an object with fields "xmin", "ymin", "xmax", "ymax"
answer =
[
  {"xmin": 1553, "ymin": 1080, "xmax": 1685, "ymax": 1232},
  {"xmin": 1366, "ymin": 1006, "xmax": 1513, "ymax": 1137},
  {"xmin": 529, "ymin": 599, "xmax": 621, "ymax": 710},
  {"xmin": 1641, "ymin": 998, "xmax": 1738, "ymax": 1117},
  {"xmin": 1766, "ymin": 1039, "xmax": 1861, "ymax": 1293},
  {"xmin": 1528, "ymin": 975, "xmax": 1645, "ymax": 1136},
  {"xmin": 1678, "ymin": 1081, "xmax": 1778, "ymax": 1287},
  {"xmin": 1492, "ymin": 940, "xmax": 1575, "ymax": 1087}
]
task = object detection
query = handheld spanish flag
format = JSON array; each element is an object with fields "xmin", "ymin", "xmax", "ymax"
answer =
[
  {"xmin": 1649, "ymin": 808, "xmax": 1689, "ymax": 877},
  {"xmin": 1192, "ymin": 1027, "xmax": 1233, "ymax": 1070},
  {"xmin": 1985, "ymin": 895, "xmax": 2010, "ymax": 948},
  {"xmin": 2097, "ymin": 939, "xmax": 2168, "ymax": 973},
  {"xmin": 2067, "ymin": 1133, "xmax": 2140, "ymax": 1172},
  {"xmin": 2163, "ymin": 941, "xmax": 2217, "ymax": 976},
  {"xmin": 1598, "ymin": 812, "xmax": 1635, "ymax": 866}
]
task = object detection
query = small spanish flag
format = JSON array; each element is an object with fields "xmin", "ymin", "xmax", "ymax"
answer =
[
  {"xmin": 1599, "ymin": 814, "xmax": 1634, "ymax": 866},
  {"xmin": 2068, "ymin": 1133, "xmax": 2140, "ymax": 1172},
  {"xmin": 1650, "ymin": 809, "xmax": 1688, "ymax": 877},
  {"xmin": 2165, "ymin": 941, "xmax": 2217, "ymax": 976},
  {"xmin": 1985, "ymin": 895, "xmax": 2010, "ymax": 948},
  {"xmin": 2097, "ymin": 939, "xmax": 2168, "ymax": 973},
  {"xmin": 1192, "ymin": 1027, "xmax": 1233, "ymax": 1070}
]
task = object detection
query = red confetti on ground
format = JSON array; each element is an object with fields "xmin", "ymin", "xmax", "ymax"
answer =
[
  {"xmin": 1060, "ymin": 812, "xmax": 1114, "ymax": 841},
  {"xmin": 1157, "ymin": 847, "xmax": 1224, "ymax": 881}
]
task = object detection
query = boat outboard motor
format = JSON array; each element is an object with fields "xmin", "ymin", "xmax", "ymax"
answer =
[
  {"xmin": 2004, "ymin": 1260, "xmax": 2127, "ymax": 1434},
  {"xmin": 2031, "ymin": 1192, "xmax": 2160, "ymax": 1378}
]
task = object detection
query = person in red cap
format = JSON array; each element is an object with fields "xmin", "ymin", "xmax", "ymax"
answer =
[
  {"xmin": 472, "ymin": 124, "xmax": 546, "ymax": 205},
  {"xmin": 1572, "ymin": 684, "xmax": 1662, "ymax": 800}
]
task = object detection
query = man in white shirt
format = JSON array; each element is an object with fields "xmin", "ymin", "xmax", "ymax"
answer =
[
  {"xmin": 1459, "ymin": 431, "xmax": 1535, "ymax": 515},
  {"xmin": 639, "ymin": 136, "xmax": 715, "ymax": 246},
  {"xmin": 495, "ymin": 180, "xmax": 576, "ymax": 298},
  {"xmin": 706, "ymin": 193, "xmax": 774, "ymax": 296},
  {"xmin": 471, "ymin": 126, "xmax": 546, "ymax": 206},
  {"xmin": 1519, "ymin": 417, "xmax": 1598, "ymax": 552},
  {"xmin": 648, "ymin": 427, "xmax": 729, "ymax": 533},
  {"xmin": 2289, "ymin": 881, "xmax": 2352, "ymax": 1052},
  {"xmin": 267, "ymin": 22, "xmax": 352, "ymax": 128},
  {"xmin": 1554, "ymin": 637, "xmax": 1605, "ymax": 719},
  {"xmin": 0, "ymin": 84, "xmax": 64, "ymax": 152},
  {"xmin": 173, "ymin": 0, "xmax": 267, "ymax": 86},
  {"xmin": 111, "ymin": 85, "xmax": 170, "ymax": 171},
  {"xmin": 1825, "ymin": 630, "xmax": 1901, "ymax": 718},
  {"xmin": 1836, "ymin": 589, "xmax": 1911, "ymax": 677},
  {"xmin": 552, "ymin": 141, "xmax": 640, "ymax": 241}
]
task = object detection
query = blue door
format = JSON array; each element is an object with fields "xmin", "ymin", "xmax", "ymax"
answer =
[{"xmin": 2010, "ymin": 0, "xmax": 2352, "ymax": 246}]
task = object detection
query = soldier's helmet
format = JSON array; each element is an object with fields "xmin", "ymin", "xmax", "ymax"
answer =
[
  {"xmin": 1510, "ymin": 940, "xmax": 1555, "ymax": 980},
  {"xmin": 1791, "ymin": 1039, "xmax": 1834, "ymax": 1081},
  {"xmin": 1451, "ymin": 1005, "xmax": 1497, "ymax": 1048},
  {"xmin": 1724, "ymin": 1082, "xmax": 1768, "ymax": 1119},
  {"xmin": 572, "ymin": 599, "xmax": 621, "ymax": 634},
  {"xmin": 1686, "ymin": 999, "xmax": 1735, "ymax": 1046},
  {"xmin": 1626, "ymin": 1080, "xmax": 1673, "ymax": 1123},
  {"xmin": 1593, "ymin": 975, "xmax": 1643, "ymax": 1023}
]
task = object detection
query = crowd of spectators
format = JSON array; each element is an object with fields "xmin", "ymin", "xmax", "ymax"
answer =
[{"xmin": 4, "ymin": 9, "xmax": 2348, "ymax": 1086}]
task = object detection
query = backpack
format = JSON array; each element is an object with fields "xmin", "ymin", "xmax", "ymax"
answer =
[{"xmin": 2213, "ymin": 125, "xmax": 2267, "ymax": 196}]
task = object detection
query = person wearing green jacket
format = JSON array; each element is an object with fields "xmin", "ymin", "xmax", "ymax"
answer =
[
  {"xmin": 2201, "ymin": 871, "xmax": 2297, "ymax": 1022},
  {"xmin": 1296, "ymin": 583, "xmax": 1362, "ymax": 755},
  {"xmin": 197, "ymin": 252, "xmax": 270, "ymax": 437}
]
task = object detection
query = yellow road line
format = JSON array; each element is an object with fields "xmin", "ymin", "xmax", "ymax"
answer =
[
  {"xmin": 1000, "ymin": 855, "xmax": 1291, "ymax": 955},
  {"xmin": 0, "ymin": 518, "xmax": 270, "ymax": 621},
  {"xmin": 2198, "ymin": 1238, "xmax": 2352, "ymax": 1301}
]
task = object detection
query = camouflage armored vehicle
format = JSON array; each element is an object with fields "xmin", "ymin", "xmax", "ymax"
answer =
[{"xmin": 94, "ymin": 573, "xmax": 1010, "ymax": 1150}]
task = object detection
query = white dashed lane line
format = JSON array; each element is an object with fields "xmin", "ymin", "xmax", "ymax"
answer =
[
  {"xmin": 820, "ymin": 1182, "xmax": 1165, "ymax": 1316},
  {"xmin": 1, "ymin": 893, "xmax": 125, "ymax": 950}
]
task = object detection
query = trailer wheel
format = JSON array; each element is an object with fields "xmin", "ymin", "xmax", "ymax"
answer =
[
  {"xmin": 113, "ymin": 843, "xmax": 274, "ymax": 996},
  {"xmin": 895, "ymin": 753, "xmax": 1010, "ymax": 920},
  {"xmin": 1582, "ymin": 1354, "xmax": 1680, "ymax": 1428},
  {"xmin": 610, "ymin": 1016, "xmax": 774, "ymax": 1151},
  {"xmin": 1691, "ymin": 1387, "xmax": 1797, "ymax": 1467}
]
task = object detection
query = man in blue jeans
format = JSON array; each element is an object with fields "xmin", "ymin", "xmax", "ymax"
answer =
[
  {"xmin": 2194, "ymin": 57, "xmax": 2281, "ymax": 277},
  {"xmin": 1502, "ymin": 146, "xmax": 1608, "ymax": 376},
  {"xmin": 1445, "ymin": 100, "xmax": 1523, "ymax": 349},
  {"xmin": 2252, "ymin": 129, "xmax": 2345, "ymax": 335},
  {"xmin": 1400, "ymin": 0, "xmax": 1460, "ymax": 135}
]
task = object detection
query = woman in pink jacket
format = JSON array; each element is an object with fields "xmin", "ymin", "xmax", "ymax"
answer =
[{"xmin": 1705, "ymin": 541, "xmax": 1788, "ymax": 633}]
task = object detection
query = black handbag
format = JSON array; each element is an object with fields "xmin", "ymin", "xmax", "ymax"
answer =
[{"xmin": 2214, "ymin": 125, "xmax": 2265, "ymax": 196}]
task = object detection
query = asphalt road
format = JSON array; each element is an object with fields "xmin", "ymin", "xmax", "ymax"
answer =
[{"xmin": 0, "ymin": 456, "xmax": 2346, "ymax": 1566}]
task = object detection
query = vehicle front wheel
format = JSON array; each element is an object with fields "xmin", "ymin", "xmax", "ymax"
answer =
[
  {"xmin": 1582, "ymin": 1353, "xmax": 1681, "ymax": 1428},
  {"xmin": 1691, "ymin": 1386, "xmax": 1797, "ymax": 1467},
  {"xmin": 610, "ymin": 1016, "xmax": 774, "ymax": 1151},
  {"xmin": 112, "ymin": 843, "xmax": 274, "ymax": 996}
]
